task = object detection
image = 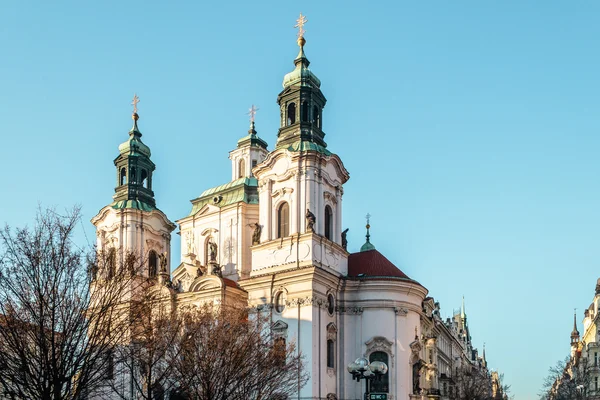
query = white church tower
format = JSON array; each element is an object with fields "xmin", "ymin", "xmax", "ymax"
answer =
[
  {"xmin": 91, "ymin": 97, "xmax": 176, "ymax": 281},
  {"xmin": 241, "ymin": 17, "xmax": 351, "ymax": 399}
]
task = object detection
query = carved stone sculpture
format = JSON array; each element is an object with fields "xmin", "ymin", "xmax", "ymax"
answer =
[
  {"xmin": 209, "ymin": 241, "xmax": 217, "ymax": 262},
  {"xmin": 159, "ymin": 252, "xmax": 168, "ymax": 273},
  {"xmin": 251, "ymin": 222, "xmax": 262, "ymax": 245},
  {"xmin": 306, "ymin": 208, "xmax": 316, "ymax": 233},
  {"xmin": 341, "ymin": 228, "xmax": 349, "ymax": 250}
]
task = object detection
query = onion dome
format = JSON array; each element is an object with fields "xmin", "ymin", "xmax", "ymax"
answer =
[
  {"xmin": 118, "ymin": 112, "xmax": 151, "ymax": 157},
  {"xmin": 282, "ymin": 36, "xmax": 321, "ymax": 89}
]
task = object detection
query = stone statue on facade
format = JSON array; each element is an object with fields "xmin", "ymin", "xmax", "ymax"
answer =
[
  {"xmin": 341, "ymin": 228, "xmax": 349, "ymax": 250},
  {"xmin": 159, "ymin": 252, "xmax": 168, "ymax": 273},
  {"xmin": 209, "ymin": 241, "xmax": 217, "ymax": 262},
  {"xmin": 251, "ymin": 222, "xmax": 262, "ymax": 245},
  {"xmin": 413, "ymin": 359, "xmax": 424, "ymax": 394},
  {"xmin": 306, "ymin": 209, "xmax": 316, "ymax": 233}
]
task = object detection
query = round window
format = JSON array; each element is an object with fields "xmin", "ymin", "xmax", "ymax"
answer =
[
  {"xmin": 327, "ymin": 294, "xmax": 335, "ymax": 316},
  {"xmin": 275, "ymin": 291, "xmax": 286, "ymax": 313}
]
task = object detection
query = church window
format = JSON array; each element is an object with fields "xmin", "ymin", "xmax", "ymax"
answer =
[
  {"xmin": 106, "ymin": 248, "xmax": 116, "ymax": 279},
  {"xmin": 327, "ymin": 339, "xmax": 335, "ymax": 368},
  {"xmin": 326, "ymin": 323, "xmax": 337, "ymax": 370},
  {"xmin": 277, "ymin": 202, "xmax": 290, "ymax": 238},
  {"xmin": 104, "ymin": 349, "xmax": 114, "ymax": 380},
  {"xmin": 238, "ymin": 159, "xmax": 245, "ymax": 179},
  {"xmin": 273, "ymin": 337, "xmax": 286, "ymax": 366},
  {"xmin": 313, "ymin": 106, "xmax": 320, "ymax": 128},
  {"xmin": 119, "ymin": 167, "xmax": 127, "ymax": 185},
  {"xmin": 327, "ymin": 293, "xmax": 335, "ymax": 316},
  {"xmin": 252, "ymin": 159, "xmax": 257, "ymax": 169},
  {"xmin": 324, "ymin": 205, "xmax": 333, "ymax": 240},
  {"xmin": 130, "ymin": 167, "xmax": 137, "ymax": 184},
  {"xmin": 148, "ymin": 250, "xmax": 158, "ymax": 278},
  {"xmin": 287, "ymin": 103, "xmax": 296, "ymax": 125},
  {"xmin": 274, "ymin": 291, "xmax": 286, "ymax": 313},
  {"xmin": 301, "ymin": 101, "xmax": 309, "ymax": 121},
  {"xmin": 370, "ymin": 351, "xmax": 389, "ymax": 393},
  {"xmin": 141, "ymin": 169, "xmax": 148, "ymax": 188}
]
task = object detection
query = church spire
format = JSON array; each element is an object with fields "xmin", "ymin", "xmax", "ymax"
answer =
[
  {"xmin": 276, "ymin": 13, "xmax": 327, "ymax": 150},
  {"xmin": 112, "ymin": 94, "xmax": 157, "ymax": 209},
  {"xmin": 360, "ymin": 213, "xmax": 376, "ymax": 252},
  {"xmin": 571, "ymin": 309, "xmax": 580, "ymax": 344}
]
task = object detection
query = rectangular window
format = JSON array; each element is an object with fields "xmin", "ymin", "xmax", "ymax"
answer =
[
  {"xmin": 369, "ymin": 351, "xmax": 389, "ymax": 393},
  {"xmin": 595, "ymin": 376, "xmax": 598, "ymax": 391},
  {"xmin": 595, "ymin": 352, "xmax": 598, "ymax": 367},
  {"xmin": 327, "ymin": 339, "xmax": 335, "ymax": 368}
]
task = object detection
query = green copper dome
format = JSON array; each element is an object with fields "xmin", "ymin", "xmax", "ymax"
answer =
[
  {"xmin": 118, "ymin": 121, "xmax": 151, "ymax": 157},
  {"xmin": 282, "ymin": 45, "xmax": 321, "ymax": 89}
]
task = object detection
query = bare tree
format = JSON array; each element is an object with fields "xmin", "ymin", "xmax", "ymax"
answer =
[
  {"xmin": 108, "ymin": 283, "xmax": 186, "ymax": 400},
  {"xmin": 450, "ymin": 365, "xmax": 511, "ymax": 400},
  {"xmin": 172, "ymin": 305, "xmax": 308, "ymax": 400},
  {"xmin": 0, "ymin": 207, "xmax": 140, "ymax": 400},
  {"xmin": 540, "ymin": 356, "xmax": 592, "ymax": 400}
]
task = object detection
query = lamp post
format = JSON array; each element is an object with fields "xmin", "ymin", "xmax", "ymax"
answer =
[{"xmin": 347, "ymin": 357, "xmax": 389, "ymax": 400}]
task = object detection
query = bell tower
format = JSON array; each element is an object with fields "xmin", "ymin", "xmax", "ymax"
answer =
[
  {"xmin": 250, "ymin": 15, "xmax": 350, "ymax": 277},
  {"xmin": 92, "ymin": 95, "xmax": 176, "ymax": 281},
  {"xmin": 276, "ymin": 17, "xmax": 327, "ymax": 150}
]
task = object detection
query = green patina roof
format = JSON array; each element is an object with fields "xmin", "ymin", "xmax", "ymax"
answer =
[
  {"xmin": 189, "ymin": 177, "xmax": 258, "ymax": 216},
  {"xmin": 286, "ymin": 140, "xmax": 332, "ymax": 156},
  {"xmin": 112, "ymin": 199, "xmax": 157, "ymax": 211}
]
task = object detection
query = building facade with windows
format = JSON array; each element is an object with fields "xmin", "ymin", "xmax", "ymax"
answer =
[{"xmin": 92, "ymin": 21, "xmax": 495, "ymax": 400}]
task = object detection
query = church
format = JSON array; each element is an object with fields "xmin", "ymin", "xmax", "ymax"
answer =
[{"xmin": 91, "ymin": 15, "xmax": 492, "ymax": 400}]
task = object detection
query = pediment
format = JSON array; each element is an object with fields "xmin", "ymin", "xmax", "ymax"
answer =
[
  {"xmin": 188, "ymin": 275, "xmax": 223, "ymax": 292},
  {"xmin": 272, "ymin": 320, "xmax": 288, "ymax": 332}
]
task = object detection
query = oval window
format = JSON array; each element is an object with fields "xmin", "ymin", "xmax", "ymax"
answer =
[
  {"xmin": 275, "ymin": 291, "xmax": 286, "ymax": 313},
  {"xmin": 327, "ymin": 294, "xmax": 335, "ymax": 316}
]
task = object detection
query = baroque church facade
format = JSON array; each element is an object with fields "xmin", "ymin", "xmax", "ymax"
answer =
[{"xmin": 92, "ymin": 19, "xmax": 493, "ymax": 400}]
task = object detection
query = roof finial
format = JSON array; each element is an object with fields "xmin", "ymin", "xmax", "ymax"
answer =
[
  {"xmin": 295, "ymin": 13, "xmax": 307, "ymax": 47},
  {"xmin": 129, "ymin": 94, "xmax": 141, "ymax": 135},
  {"xmin": 360, "ymin": 213, "xmax": 376, "ymax": 252},
  {"xmin": 247, "ymin": 104, "xmax": 259, "ymax": 133},
  {"xmin": 572, "ymin": 308, "xmax": 580, "ymax": 340}
]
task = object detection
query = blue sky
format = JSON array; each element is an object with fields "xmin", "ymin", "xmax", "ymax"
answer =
[{"xmin": 1, "ymin": 1, "xmax": 599, "ymax": 398}]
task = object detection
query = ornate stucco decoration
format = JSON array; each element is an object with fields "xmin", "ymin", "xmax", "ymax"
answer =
[
  {"xmin": 365, "ymin": 336, "xmax": 394, "ymax": 367},
  {"xmin": 323, "ymin": 190, "xmax": 338, "ymax": 204},
  {"xmin": 394, "ymin": 307, "xmax": 409, "ymax": 316},
  {"xmin": 327, "ymin": 323, "xmax": 337, "ymax": 341},
  {"xmin": 271, "ymin": 187, "xmax": 294, "ymax": 198},
  {"xmin": 336, "ymin": 306, "xmax": 364, "ymax": 314},
  {"xmin": 272, "ymin": 320, "xmax": 288, "ymax": 338},
  {"xmin": 286, "ymin": 295, "xmax": 327, "ymax": 308}
]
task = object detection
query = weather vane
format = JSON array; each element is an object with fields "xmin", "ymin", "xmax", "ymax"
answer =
[
  {"xmin": 131, "ymin": 94, "xmax": 140, "ymax": 114},
  {"xmin": 247, "ymin": 104, "xmax": 259, "ymax": 123},
  {"xmin": 295, "ymin": 13, "xmax": 307, "ymax": 38}
]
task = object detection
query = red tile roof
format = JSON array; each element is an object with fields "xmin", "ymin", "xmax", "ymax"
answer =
[
  {"xmin": 348, "ymin": 249, "xmax": 413, "ymax": 280},
  {"xmin": 223, "ymin": 277, "xmax": 241, "ymax": 289}
]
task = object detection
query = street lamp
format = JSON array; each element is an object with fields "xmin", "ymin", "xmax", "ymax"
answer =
[{"xmin": 347, "ymin": 357, "xmax": 389, "ymax": 400}]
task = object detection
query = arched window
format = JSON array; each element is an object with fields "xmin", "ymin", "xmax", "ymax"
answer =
[
  {"xmin": 130, "ymin": 167, "xmax": 137, "ymax": 184},
  {"xmin": 327, "ymin": 339, "xmax": 335, "ymax": 368},
  {"xmin": 287, "ymin": 103, "xmax": 296, "ymax": 126},
  {"xmin": 238, "ymin": 159, "xmax": 245, "ymax": 179},
  {"xmin": 313, "ymin": 106, "xmax": 320, "ymax": 128},
  {"xmin": 301, "ymin": 101, "xmax": 309, "ymax": 122},
  {"xmin": 106, "ymin": 248, "xmax": 116, "ymax": 279},
  {"xmin": 148, "ymin": 250, "xmax": 158, "ymax": 278},
  {"xmin": 370, "ymin": 351, "xmax": 389, "ymax": 393},
  {"xmin": 120, "ymin": 168, "xmax": 127, "ymax": 185},
  {"xmin": 277, "ymin": 203, "xmax": 290, "ymax": 238},
  {"xmin": 324, "ymin": 205, "xmax": 333, "ymax": 240},
  {"xmin": 141, "ymin": 170, "xmax": 148, "ymax": 188}
]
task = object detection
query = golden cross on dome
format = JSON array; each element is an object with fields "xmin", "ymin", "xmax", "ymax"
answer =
[
  {"xmin": 247, "ymin": 104, "xmax": 259, "ymax": 123},
  {"xmin": 295, "ymin": 13, "xmax": 308, "ymax": 38},
  {"xmin": 131, "ymin": 94, "xmax": 140, "ymax": 114}
]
